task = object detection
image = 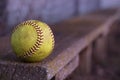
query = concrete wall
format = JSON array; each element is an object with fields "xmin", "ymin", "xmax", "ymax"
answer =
[
  {"xmin": 0, "ymin": 0, "xmax": 99, "ymax": 28},
  {"xmin": 0, "ymin": 0, "xmax": 120, "ymax": 32},
  {"xmin": 1, "ymin": 0, "xmax": 114, "ymax": 35},
  {"xmin": 100, "ymin": 0, "xmax": 120, "ymax": 9},
  {"xmin": 78, "ymin": 0, "xmax": 100, "ymax": 14},
  {"xmin": 6, "ymin": 0, "xmax": 75, "ymax": 27}
]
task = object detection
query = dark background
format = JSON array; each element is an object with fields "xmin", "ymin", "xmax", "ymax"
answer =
[{"xmin": 0, "ymin": 0, "xmax": 120, "ymax": 35}]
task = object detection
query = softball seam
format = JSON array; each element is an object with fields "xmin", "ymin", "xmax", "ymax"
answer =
[
  {"xmin": 23, "ymin": 21, "xmax": 44, "ymax": 58},
  {"xmin": 14, "ymin": 20, "xmax": 54, "ymax": 58},
  {"xmin": 46, "ymin": 24, "xmax": 55, "ymax": 51},
  {"xmin": 15, "ymin": 20, "xmax": 44, "ymax": 58}
]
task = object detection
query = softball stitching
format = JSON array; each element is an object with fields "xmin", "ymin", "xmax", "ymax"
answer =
[
  {"xmin": 16, "ymin": 21, "xmax": 43, "ymax": 58},
  {"xmin": 13, "ymin": 20, "xmax": 54, "ymax": 58},
  {"xmin": 47, "ymin": 25, "xmax": 55, "ymax": 50}
]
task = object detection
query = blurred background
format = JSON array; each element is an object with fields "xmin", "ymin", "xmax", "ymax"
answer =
[
  {"xmin": 0, "ymin": 0, "xmax": 120, "ymax": 36},
  {"xmin": 0, "ymin": 0, "xmax": 120, "ymax": 80}
]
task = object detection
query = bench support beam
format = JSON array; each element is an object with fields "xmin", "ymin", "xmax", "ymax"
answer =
[{"xmin": 79, "ymin": 44, "xmax": 93, "ymax": 74}]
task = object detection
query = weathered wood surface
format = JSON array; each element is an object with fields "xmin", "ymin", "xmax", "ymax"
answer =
[
  {"xmin": 0, "ymin": 9, "xmax": 119, "ymax": 80},
  {"xmin": 55, "ymin": 55, "xmax": 79, "ymax": 80}
]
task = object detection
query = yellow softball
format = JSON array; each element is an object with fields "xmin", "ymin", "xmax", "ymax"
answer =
[{"xmin": 11, "ymin": 20, "xmax": 54, "ymax": 62}]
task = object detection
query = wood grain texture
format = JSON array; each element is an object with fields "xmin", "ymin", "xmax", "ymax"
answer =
[
  {"xmin": 55, "ymin": 55, "xmax": 79, "ymax": 80},
  {"xmin": 0, "ymin": 9, "xmax": 119, "ymax": 80}
]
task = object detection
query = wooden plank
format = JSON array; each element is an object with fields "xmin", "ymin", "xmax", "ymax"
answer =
[
  {"xmin": 44, "ymin": 10, "xmax": 120, "ymax": 79},
  {"xmin": 65, "ymin": 9, "xmax": 117, "ymax": 24},
  {"xmin": 90, "ymin": 8, "xmax": 118, "ymax": 18},
  {"xmin": 92, "ymin": 9, "xmax": 120, "ymax": 64},
  {"xmin": 0, "ymin": 62, "xmax": 47, "ymax": 80},
  {"xmin": 55, "ymin": 55, "xmax": 79, "ymax": 80},
  {"xmin": 0, "ymin": 9, "xmax": 119, "ymax": 80}
]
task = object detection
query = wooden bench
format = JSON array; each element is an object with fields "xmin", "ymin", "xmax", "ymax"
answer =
[{"xmin": 0, "ymin": 9, "xmax": 120, "ymax": 80}]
